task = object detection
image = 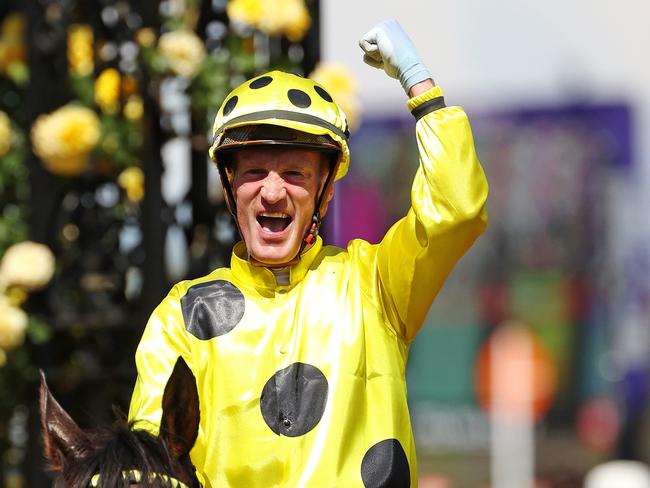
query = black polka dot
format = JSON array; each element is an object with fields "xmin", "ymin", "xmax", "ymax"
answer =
[
  {"xmin": 250, "ymin": 76, "xmax": 273, "ymax": 89},
  {"xmin": 181, "ymin": 280, "xmax": 245, "ymax": 340},
  {"xmin": 260, "ymin": 362, "xmax": 328, "ymax": 437},
  {"xmin": 314, "ymin": 85, "xmax": 333, "ymax": 102},
  {"xmin": 287, "ymin": 89, "xmax": 311, "ymax": 108},
  {"xmin": 361, "ymin": 439, "xmax": 410, "ymax": 488},
  {"xmin": 222, "ymin": 96, "xmax": 238, "ymax": 116}
]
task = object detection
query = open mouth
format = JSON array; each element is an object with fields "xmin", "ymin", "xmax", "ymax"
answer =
[{"xmin": 257, "ymin": 212, "xmax": 292, "ymax": 233}]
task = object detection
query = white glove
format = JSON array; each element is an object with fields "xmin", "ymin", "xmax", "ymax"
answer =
[{"xmin": 359, "ymin": 20, "xmax": 431, "ymax": 94}]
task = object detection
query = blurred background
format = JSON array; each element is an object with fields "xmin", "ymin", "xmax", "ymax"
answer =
[{"xmin": 0, "ymin": 0, "xmax": 649, "ymax": 486}]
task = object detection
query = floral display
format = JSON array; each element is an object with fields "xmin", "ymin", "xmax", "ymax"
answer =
[
  {"xmin": 310, "ymin": 62, "xmax": 361, "ymax": 131},
  {"xmin": 67, "ymin": 24, "xmax": 94, "ymax": 77},
  {"xmin": 227, "ymin": 0, "xmax": 311, "ymax": 41},
  {"xmin": 0, "ymin": 295, "xmax": 28, "ymax": 356},
  {"xmin": 94, "ymin": 68, "xmax": 121, "ymax": 114},
  {"xmin": 158, "ymin": 29, "xmax": 207, "ymax": 79},
  {"xmin": 0, "ymin": 13, "xmax": 27, "ymax": 84},
  {"xmin": 123, "ymin": 95, "xmax": 144, "ymax": 122},
  {"xmin": 0, "ymin": 241, "xmax": 56, "ymax": 291},
  {"xmin": 135, "ymin": 27, "xmax": 157, "ymax": 49},
  {"xmin": 118, "ymin": 166, "xmax": 145, "ymax": 203},
  {"xmin": 31, "ymin": 104, "xmax": 101, "ymax": 176}
]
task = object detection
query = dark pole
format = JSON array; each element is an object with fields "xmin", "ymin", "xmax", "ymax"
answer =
[
  {"xmin": 24, "ymin": 2, "xmax": 73, "ymax": 484},
  {"xmin": 301, "ymin": 0, "xmax": 321, "ymax": 75},
  {"xmin": 24, "ymin": 0, "xmax": 71, "ymax": 248},
  {"xmin": 135, "ymin": 0, "xmax": 168, "ymax": 315},
  {"xmin": 139, "ymin": 78, "xmax": 168, "ymax": 314},
  {"xmin": 190, "ymin": 0, "xmax": 218, "ymax": 256}
]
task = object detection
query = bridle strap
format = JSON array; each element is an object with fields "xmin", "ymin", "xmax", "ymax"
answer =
[{"xmin": 89, "ymin": 469, "xmax": 197, "ymax": 488}]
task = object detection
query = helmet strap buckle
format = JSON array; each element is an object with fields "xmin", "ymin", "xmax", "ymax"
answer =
[{"xmin": 304, "ymin": 212, "xmax": 321, "ymax": 246}]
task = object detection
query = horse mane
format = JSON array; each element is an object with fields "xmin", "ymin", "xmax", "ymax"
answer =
[
  {"xmin": 58, "ymin": 418, "xmax": 187, "ymax": 488},
  {"xmin": 41, "ymin": 358, "xmax": 199, "ymax": 488}
]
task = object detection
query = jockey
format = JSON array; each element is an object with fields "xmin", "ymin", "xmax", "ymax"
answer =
[{"xmin": 129, "ymin": 20, "xmax": 488, "ymax": 487}]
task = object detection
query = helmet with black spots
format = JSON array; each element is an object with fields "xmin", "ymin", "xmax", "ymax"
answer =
[{"xmin": 209, "ymin": 71, "xmax": 350, "ymax": 182}]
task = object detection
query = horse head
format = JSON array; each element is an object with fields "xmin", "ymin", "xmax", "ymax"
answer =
[{"xmin": 40, "ymin": 357, "xmax": 201, "ymax": 488}]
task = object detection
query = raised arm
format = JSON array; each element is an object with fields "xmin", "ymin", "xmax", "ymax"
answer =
[{"xmin": 360, "ymin": 20, "xmax": 489, "ymax": 343}]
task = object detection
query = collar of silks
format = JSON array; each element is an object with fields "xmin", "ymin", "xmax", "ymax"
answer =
[{"xmin": 89, "ymin": 469, "xmax": 194, "ymax": 488}]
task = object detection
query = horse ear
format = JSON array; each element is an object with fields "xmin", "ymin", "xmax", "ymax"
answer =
[
  {"xmin": 39, "ymin": 370, "xmax": 89, "ymax": 469},
  {"xmin": 160, "ymin": 357, "xmax": 200, "ymax": 459}
]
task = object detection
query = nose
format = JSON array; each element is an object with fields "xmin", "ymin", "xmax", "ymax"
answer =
[{"xmin": 260, "ymin": 173, "xmax": 286, "ymax": 203}]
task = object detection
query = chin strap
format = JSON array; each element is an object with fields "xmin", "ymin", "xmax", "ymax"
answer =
[
  {"xmin": 299, "ymin": 154, "xmax": 338, "ymax": 254},
  {"xmin": 217, "ymin": 162, "xmax": 245, "ymax": 235},
  {"xmin": 304, "ymin": 212, "xmax": 321, "ymax": 246}
]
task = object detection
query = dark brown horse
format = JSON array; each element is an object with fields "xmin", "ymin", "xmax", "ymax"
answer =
[{"xmin": 40, "ymin": 357, "xmax": 202, "ymax": 488}]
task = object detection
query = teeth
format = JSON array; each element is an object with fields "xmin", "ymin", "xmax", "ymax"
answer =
[{"xmin": 259, "ymin": 212, "xmax": 290, "ymax": 218}]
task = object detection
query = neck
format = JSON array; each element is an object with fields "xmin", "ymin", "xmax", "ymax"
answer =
[
  {"xmin": 231, "ymin": 238, "xmax": 322, "ymax": 290},
  {"xmin": 269, "ymin": 266, "xmax": 290, "ymax": 286}
]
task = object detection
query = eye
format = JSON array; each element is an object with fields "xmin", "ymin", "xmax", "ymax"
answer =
[
  {"xmin": 233, "ymin": 165, "xmax": 266, "ymax": 184},
  {"xmin": 244, "ymin": 167, "xmax": 266, "ymax": 177}
]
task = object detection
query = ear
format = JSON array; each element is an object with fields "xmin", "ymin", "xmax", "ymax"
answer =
[
  {"xmin": 39, "ymin": 370, "xmax": 89, "ymax": 470},
  {"xmin": 159, "ymin": 357, "xmax": 200, "ymax": 459}
]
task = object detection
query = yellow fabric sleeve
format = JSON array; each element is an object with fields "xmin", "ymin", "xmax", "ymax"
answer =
[
  {"xmin": 375, "ymin": 86, "xmax": 489, "ymax": 343},
  {"xmin": 128, "ymin": 283, "xmax": 192, "ymax": 433}
]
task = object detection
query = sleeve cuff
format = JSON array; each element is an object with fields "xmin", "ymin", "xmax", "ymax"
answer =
[{"xmin": 406, "ymin": 85, "xmax": 446, "ymax": 121}]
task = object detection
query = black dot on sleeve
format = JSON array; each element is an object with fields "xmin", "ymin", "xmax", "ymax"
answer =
[
  {"xmin": 287, "ymin": 89, "xmax": 311, "ymax": 108},
  {"xmin": 314, "ymin": 85, "xmax": 333, "ymax": 102},
  {"xmin": 181, "ymin": 280, "xmax": 245, "ymax": 339},
  {"xmin": 250, "ymin": 76, "xmax": 273, "ymax": 89},
  {"xmin": 361, "ymin": 438, "xmax": 410, "ymax": 487},
  {"xmin": 222, "ymin": 96, "xmax": 238, "ymax": 116},
  {"xmin": 260, "ymin": 362, "xmax": 328, "ymax": 437}
]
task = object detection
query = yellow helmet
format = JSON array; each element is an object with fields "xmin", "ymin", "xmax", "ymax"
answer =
[{"xmin": 208, "ymin": 70, "xmax": 350, "ymax": 181}]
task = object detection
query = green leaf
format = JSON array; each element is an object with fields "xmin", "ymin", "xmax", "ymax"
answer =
[
  {"xmin": 26, "ymin": 316, "xmax": 52, "ymax": 345},
  {"xmin": 70, "ymin": 75, "xmax": 95, "ymax": 107}
]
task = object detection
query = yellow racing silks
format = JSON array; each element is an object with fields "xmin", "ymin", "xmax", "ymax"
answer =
[{"xmin": 129, "ymin": 86, "xmax": 488, "ymax": 487}]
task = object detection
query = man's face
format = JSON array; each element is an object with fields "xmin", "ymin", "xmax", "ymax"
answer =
[{"xmin": 231, "ymin": 146, "xmax": 332, "ymax": 266}]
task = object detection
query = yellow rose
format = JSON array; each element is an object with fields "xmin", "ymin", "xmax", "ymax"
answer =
[
  {"xmin": 261, "ymin": 0, "xmax": 311, "ymax": 41},
  {"xmin": 68, "ymin": 24, "xmax": 94, "ymax": 77},
  {"xmin": 228, "ymin": 0, "xmax": 311, "ymax": 41},
  {"xmin": 135, "ymin": 28, "xmax": 157, "ymax": 48},
  {"xmin": 0, "ymin": 241, "xmax": 55, "ymax": 290},
  {"xmin": 227, "ymin": 0, "xmax": 264, "ymax": 28},
  {"xmin": 310, "ymin": 62, "xmax": 361, "ymax": 131},
  {"xmin": 0, "ymin": 110, "xmax": 11, "ymax": 157},
  {"xmin": 0, "ymin": 295, "xmax": 28, "ymax": 351},
  {"xmin": 95, "ymin": 68, "xmax": 121, "ymax": 114},
  {"xmin": 124, "ymin": 95, "xmax": 144, "ymax": 121},
  {"xmin": 0, "ymin": 13, "xmax": 26, "ymax": 74},
  {"xmin": 158, "ymin": 30, "xmax": 206, "ymax": 79},
  {"xmin": 118, "ymin": 166, "xmax": 145, "ymax": 202},
  {"xmin": 31, "ymin": 104, "xmax": 101, "ymax": 176}
]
